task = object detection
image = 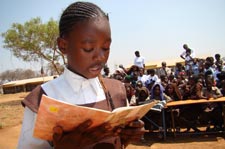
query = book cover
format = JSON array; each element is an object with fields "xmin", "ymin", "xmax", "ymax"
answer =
[{"xmin": 33, "ymin": 95, "xmax": 157, "ymax": 141}]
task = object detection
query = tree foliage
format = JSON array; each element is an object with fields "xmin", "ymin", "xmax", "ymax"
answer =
[
  {"xmin": 0, "ymin": 69, "xmax": 38, "ymax": 84},
  {"xmin": 2, "ymin": 17, "xmax": 65, "ymax": 74}
]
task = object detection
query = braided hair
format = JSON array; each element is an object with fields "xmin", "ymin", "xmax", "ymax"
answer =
[{"xmin": 59, "ymin": 2, "xmax": 108, "ymax": 37}]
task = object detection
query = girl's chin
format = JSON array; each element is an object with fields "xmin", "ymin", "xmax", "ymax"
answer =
[{"xmin": 85, "ymin": 70, "xmax": 101, "ymax": 78}]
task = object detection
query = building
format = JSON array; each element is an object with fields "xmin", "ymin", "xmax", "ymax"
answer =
[{"xmin": 1, "ymin": 76, "xmax": 57, "ymax": 94}]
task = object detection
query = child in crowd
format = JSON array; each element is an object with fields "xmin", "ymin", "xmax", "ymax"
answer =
[
  {"xmin": 191, "ymin": 58, "xmax": 199, "ymax": 76},
  {"xmin": 143, "ymin": 83, "xmax": 170, "ymax": 134},
  {"xmin": 18, "ymin": 2, "xmax": 145, "ymax": 148},
  {"xmin": 164, "ymin": 83, "xmax": 183, "ymax": 132},
  {"xmin": 145, "ymin": 69, "xmax": 159, "ymax": 91},
  {"xmin": 150, "ymin": 83, "xmax": 171, "ymax": 102},
  {"xmin": 124, "ymin": 82, "xmax": 135, "ymax": 104},
  {"xmin": 102, "ymin": 65, "xmax": 112, "ymax": 78},
  {"xmin": 164, "ymin": 83, "xmax": 183, "ymax": 101},
  {"xmin": 179, "ymin": 75, "xmax": 204, "ymax": 132},
  {"xmin": 202, "ymin": 75, "xmax": 223, "ymax": 131},
  {"xmin": 137, "ymin": 67, "xmax": 148, "ymax": 87},
  {"xmin": 184, "ymin": 48, "xmax": 194, "ymax": 75},
  {"xmin": 159, "ymin": 75, "xmax": 168, "ymax": 88},
  {"xmin": 130, "ymin": 86, "xmax": 149, "ymax": 106},
  {"xmin": 174, "ymin": 63, "xmax": 186, "ymax": 78},
  {"xmin": 221, "ymin": 80, "xmax": 225, "ymax": 96}
]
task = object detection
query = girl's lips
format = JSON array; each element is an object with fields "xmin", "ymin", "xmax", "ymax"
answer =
[{"xmin": 89, "ymin": 64, "xmax": 103, "ymax": 73}]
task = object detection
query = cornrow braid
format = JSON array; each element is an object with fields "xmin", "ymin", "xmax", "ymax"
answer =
[{"xmin": 59, "ymin": 1, "xmax": 108, "ymax": 37}]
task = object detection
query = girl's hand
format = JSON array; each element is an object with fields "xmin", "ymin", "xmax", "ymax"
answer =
[
  {"xmin": 119, "ymin": 120, "xmax": 146, "ymax": 147},
  {"xmin": 53, "ymin": 119, "xmax": 120, "ymax": 148}
]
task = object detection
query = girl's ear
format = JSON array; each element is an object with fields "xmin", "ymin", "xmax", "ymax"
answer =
[{"xmin": 57, "ymin": 37, "xmax": 68, "ymax": 54}]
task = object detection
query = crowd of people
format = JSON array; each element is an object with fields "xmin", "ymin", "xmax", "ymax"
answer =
[{"xmin": 102, "ymin": 46, "xmax": 225, "ymax": 133}]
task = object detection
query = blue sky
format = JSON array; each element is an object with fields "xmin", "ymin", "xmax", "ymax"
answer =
[{"xmin": 0, "ymin": 0, "xmax": 225, "ymax": 73}]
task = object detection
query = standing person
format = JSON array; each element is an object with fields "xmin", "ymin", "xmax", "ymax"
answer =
[
  {"xmin": 134, "ymin": 50, "xmax": 145, "ymax": 69},
  {"xmin": 157, "ymin": 61, "xmax": 171, "ymax": 77},
  {"xmin": 18, "ymin": 2, "xmax": 145, "ymax": 148},
  {"xmin": 180, "ymin": 44, "xmax": 195, "ymax": 60},
  {"xmin": 215, "ymin": 54, "xmax": 223, "ymax": 68},
  {"xmin": 180, "ymin": 44, "xmax": 195, "ymax": 76}
]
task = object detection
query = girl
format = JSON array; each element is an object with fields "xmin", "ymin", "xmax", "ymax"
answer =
[
  {"xmin": 18, "ymin": 2, "xmax": 145, "ymax": 148},
  {"xmin": 150, "ymin": 83, "xmax": 171, "ymax": 102},
  {"xmin": 164, "ymin": 83, "xmax": 182, "ymax": 101}
]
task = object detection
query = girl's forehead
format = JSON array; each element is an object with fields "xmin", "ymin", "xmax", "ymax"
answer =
[
  {"xmin": 154, "ymin": 86, "xmax": 160, "ymax": 89},
  {"xmin": 69, "ymin": 18, "xmax": 110, "ymax": 36},
  {"xmin": 74, "ymin": 17, "xmax": 109, "ymax": 28},
  {"xmin": 63, "ymin": 18, "xmax": 111, "ymax": 45},
  {"xmin": 168, "ymin": 85, "xmax": 173, "ymax": 89}
]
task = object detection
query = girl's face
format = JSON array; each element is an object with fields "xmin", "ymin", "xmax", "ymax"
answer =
[
  {"xmin": 153, "ymin": 85, "xmax": 160, "ymax": 96},
  {"xmin": 59, "ymin": 18, "xmax": 111, "ymax": 78},
  {"xmin": 139, "ymin": 90, "xmax": 148, "ymax": 101},
  {"xmin": 167, "ymin": 85, "xmax": 174, "ymax": 94},
  {"xmin": 125, "ymin": 85, "xmax": 131, "ymax": 95}
]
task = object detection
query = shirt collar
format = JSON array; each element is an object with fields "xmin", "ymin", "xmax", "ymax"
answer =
[{"xmin": 63, "ymin": 67, "xmax": 102, "ymax": 94}]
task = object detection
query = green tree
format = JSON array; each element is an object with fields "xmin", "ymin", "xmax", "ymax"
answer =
[{"xmin": 2, "ymin": 17, "xmax": 65, "ymax": 74}]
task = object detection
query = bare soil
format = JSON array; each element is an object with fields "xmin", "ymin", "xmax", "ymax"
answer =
[{"xmin": 0, "ymin": 92, "xmax": 225, "ymax": 149}]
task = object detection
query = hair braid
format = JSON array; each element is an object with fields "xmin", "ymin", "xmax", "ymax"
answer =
[{"xmin": 59, "ymin": 1, "xmax": 108, "ymax": 37}]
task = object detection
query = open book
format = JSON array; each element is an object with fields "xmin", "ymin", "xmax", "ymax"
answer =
[
  {"xmin": 33, "ymin": 95, "xmax": 157, "ymax": 141},
  {"xmin": 150, "ymin": 100, "xmax": 166, "ymax": 112}
]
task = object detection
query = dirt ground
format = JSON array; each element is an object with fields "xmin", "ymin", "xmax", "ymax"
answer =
[{"xmin": 1, "ymin": 92, "xmax": 225, "ymax": 149}]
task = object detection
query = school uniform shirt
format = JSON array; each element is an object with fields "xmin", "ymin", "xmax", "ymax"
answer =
[
  {"xmin": 137, "ymin": 74, "xmax": 148, "ymax": 86},
  {"xmin": 134, "ymin": 56, "xmax": 145, "ymax": 68},
  {"xmin": 180, "ymin": 50, "xmax": 195, "ymax": 59},
  {"xmin": 191, "ymin": 63, "xmax": 199, "ymax": 75},
  {"xmin": 18, "ymin": 67, "xmax": 106, "ymax": 149},
  {"xmin": 145, "ymin": 74, "xmax": 160, "ymax": 86}
]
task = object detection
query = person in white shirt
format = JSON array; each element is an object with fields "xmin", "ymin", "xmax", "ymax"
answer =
[
  {"xmin": 180, "ymin": 44, "xmax": 195, "ymax": 75},
  {"xmin": 137, "ymin": 68, "xmax": 148, "ymax": 87},
  {"xmin": 145, "ymin": 69, "xmax": 160, "ymax": 91},
  {"xmin": 134, "ymin": 51, "xmax": 145, "ymax": 69},
  {"xmin": 180, "ymin": 44, "xmax": 195, "ymax": 60},
  {"xmin": 18, "ymin": 2, "xmax": 145, "ymax": 149}
]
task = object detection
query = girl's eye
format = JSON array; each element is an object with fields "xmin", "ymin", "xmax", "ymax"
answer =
[
  {"xmin": 83, "ymin": 48, "xmax": 94, "ymax": 52},
  {"xmin": 102, "ymin": 48, "xmax": 110, "ymax": 51}
]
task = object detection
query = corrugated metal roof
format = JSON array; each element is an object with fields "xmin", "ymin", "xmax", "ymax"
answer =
[{"xmin": 2, "ymin": 76, "xmax": 57, "ymax": 87}]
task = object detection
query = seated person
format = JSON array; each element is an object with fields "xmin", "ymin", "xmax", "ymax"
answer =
[
  {"xmin": 220, "ymin": 80, "xmax": 225, "ymax": 96},
  {"xmin": 143, "ymin": 83, "xmax": 170, "ymax": 132},
  {"xmin": 164, "ymin": 83, "xmax": 183, "ymax": 131},
  {"xmin": 150, "ymin": 83, "xmax": 171, "ymax": 103},
  {"xmin": 201, "ymin": 75, "xmax": 223, "ymax": 131},
  {"xmin": 164, "ymin": 83, "xmax": 183, "ymax": 101},
  {"xmin": 130, "ymin": 85, "xmax": 149, "ymax": 106},
  {"xmin": 124, "ymin": 82, "xmax": 135, "ymax": 104},
  {"xmin": 135, "ymin": 86, "xmax": 150, "ymax": 105},
  {"xmin": 179, "ymin": 75, "xmax": 204, "ymax": 132}
]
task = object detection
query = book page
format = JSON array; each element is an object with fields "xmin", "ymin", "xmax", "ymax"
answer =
[
  {"xmin": 108, "ymin": 101, "xmax": 157, "ymax": 127},
  {"xmin": 33, "ymin": 95, "xmax": 157, "ymax": 141}
]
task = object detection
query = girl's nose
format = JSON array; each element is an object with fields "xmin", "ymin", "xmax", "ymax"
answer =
[{"xmin": 94, "ymin": 49, "xmax": 106, "ymax": 61}]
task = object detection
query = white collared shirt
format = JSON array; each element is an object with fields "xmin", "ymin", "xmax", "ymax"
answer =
[
  {"xmin": 41, "ymin": 67, "xmax": 106, "ymax": 104},
  {"xmin": 18, "ymin": 67, "xmax": 106, "ymax": 149}
]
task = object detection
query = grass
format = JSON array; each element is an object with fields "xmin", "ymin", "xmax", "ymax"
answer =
[{"xmin": 0, "ymin": 93, "xmax": 27, "ymax": 129}]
